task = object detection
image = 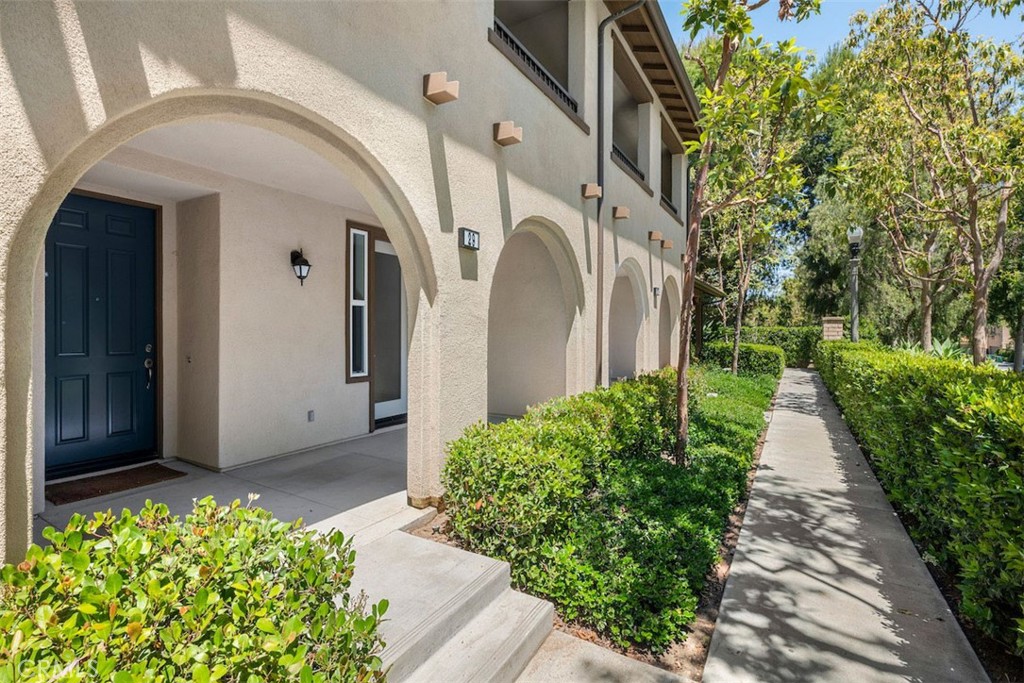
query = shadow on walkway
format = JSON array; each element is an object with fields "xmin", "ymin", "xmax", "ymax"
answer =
[{"xmin": 703, "ymin": 369, "xmax": 987, "ymax": 683}]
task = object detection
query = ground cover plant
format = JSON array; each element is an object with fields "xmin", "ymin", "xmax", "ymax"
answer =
[
  {"xmin": 0, "ymin": 497, "xmax": 387, "ymax": 683},
  {"xmin": 740, "ymin": 326, "xmax": 820, "ymax": 368},
  {"xmin": 442, "ymin": 366, "xmax": 777, "ymax": 650},
  {"xmin": 702, "ymin": 341, "xmax": 785, "ymax": 378},
  {"xmin": 815, "ymin": 341, "xmax": 1024, "ymax": 655}
]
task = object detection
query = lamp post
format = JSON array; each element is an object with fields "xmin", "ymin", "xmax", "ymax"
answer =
[{"xmin": 847, "ymin": 226, "xmax": 864, "ymax": 342}]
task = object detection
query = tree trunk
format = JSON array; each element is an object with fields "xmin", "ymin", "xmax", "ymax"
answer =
[
  {"xmin": 675, "ymin": 33, "xmax": 734, "ymax": 466},
  {"xmin": 920, "ymin": 282, "xmax": 933, "ymax": 352},
  {"xmin": 1015, "ymin": 313, "xmax": 1023, "ymax": 374},
  {"xmin": 966, "ymin": 187, "xmax": 1009, "ymax": 365},
  {"xmin": 971, "ymin": 283, "xmax": 989, "ymax": 365},
  {"xmin": 675, "ymin": 159, "xmax": 710, "ymax": 466},
  {"xmin": 731, "ymin": 285, "xmax": 745, "ymax": 375}
]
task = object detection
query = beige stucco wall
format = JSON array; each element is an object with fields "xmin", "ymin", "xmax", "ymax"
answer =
[
  {"xmin": 217, "ymin": 175, "xmax": 381, "ymax": 468},
  {"xmin": 177, "ymin": 194, "xmax": 221, "ymax": 469},
  {"xmin": 0, "ymin": 0, "xmax": 692, "ymax": 560}
]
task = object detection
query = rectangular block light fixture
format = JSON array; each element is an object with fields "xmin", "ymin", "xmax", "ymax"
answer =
[
  {"xmin": 458, "ymin": 227, "xmax": 480, "ymax": 251},
  {"xmin": 581, "ymin": 183, "xmax": 602, "ymax": 199},
  {"xmin": 493, "ymin": 121, "xmax": 523, "ymax": 146},
  {"xmin": 648, "ymin": 230, "xmax": 663, "ymax": 241},
  {"xmin": 423, "ymin": 72, "xmax": 459, "ymax": 105}
]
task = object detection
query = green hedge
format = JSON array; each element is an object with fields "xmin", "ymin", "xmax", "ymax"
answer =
[
  {"xmin": 702, "ymin": 341, "xmax": 785, "ymax": 378},
  {"xmin": 741, "ymin": 326, "xmax": 820, "ymax": 368},
  {"xmin": 1, "ymin": 498, "xmax": 387, "ymax": 682},
  {"xmin": 442, "ymin": 366, "xmax": 777, "ymax": 650},
  {"xmin": 815, "ymin": 341, "xmax": 1024, "ymax": 655}
]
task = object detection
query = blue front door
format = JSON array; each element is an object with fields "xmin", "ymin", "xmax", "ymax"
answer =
[{"xmin": 45, "ymin": 193, "xmax": 158, "ymax": 478}]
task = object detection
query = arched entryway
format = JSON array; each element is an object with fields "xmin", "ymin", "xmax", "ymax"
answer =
[
  {"xmin": 2, "ymin": 91, "xmax": 439, "ymax": 559},
  {"xmin": 609, "ymin": 260, "xmax": 646, "ymax": 382},
  {"xmin": 659, "ymin": 276, "xmax": 681, "ymax": 367},
  {"xmin": 487, "ymin": 218, "xmax": 583, "ymax": 420}
]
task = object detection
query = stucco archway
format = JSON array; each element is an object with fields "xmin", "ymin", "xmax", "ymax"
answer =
[
  {"xmin": 487, "ymin": 218, "xmax": 584, "ymax": 420},
  {"xmin": 609, "ymin": 259, "xmax": 647, "ymax": 381},
  {"xmin": 1, "ymin": 90, "xmax": 439, "ymax": 560},
  {"xmin": 659, "ymin": 275, "xmax": 681, "ymax": 368}
]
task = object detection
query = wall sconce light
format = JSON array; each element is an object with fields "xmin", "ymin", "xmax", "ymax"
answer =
[
  {"xmin": 653, "ymin": 286, "xmax": 661, "ymax": 299},
  {"xmin": 290, "ymin": 249, "xmax": 311, "ymax": 286}
]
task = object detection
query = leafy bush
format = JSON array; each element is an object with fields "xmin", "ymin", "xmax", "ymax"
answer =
[
  {"xmin": 741, "ymin": 326, "xmax": 820, "ymax": 367},
  {"xmin": 702, "ymin": 341, "xmax": 785, "ymax": 378},
  {"xmin": 0, "ymin": 498, "xmax": 387, "ymax": 682},
  {"xmin": 443, "ymin": 366, "xmax": 776, "ymax": 650},
  {"xmin": 815, "ymin": 341, "xmax": 1024, "ymax": 655}
]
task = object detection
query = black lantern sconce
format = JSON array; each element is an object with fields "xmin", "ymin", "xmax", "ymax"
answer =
[{"xmin": 290, "ymin": 249, "xmax": 311, "ymax": 286}]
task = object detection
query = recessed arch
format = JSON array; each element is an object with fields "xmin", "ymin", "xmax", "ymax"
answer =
[
  {"xmin": 609, "ymin": 258, "xmax": 647, "ymax": 381},
  {"xmin": 659, "ymin": 275, "xmax": 681, "ymax": 367},
  {"xmin": 487, "ymin": 217, "xmax": 584, "ymax": 419},
  {"xmin": 2, "ymin": 88, "xmax": 439, "ymax": 560}
]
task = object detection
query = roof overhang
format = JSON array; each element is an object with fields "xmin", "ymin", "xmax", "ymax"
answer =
[
  {"xmin": 694, "ymin": 278, "xmax": 726, "ymax": 299},
  {"xmin": 607, "ymin": 0, "xmax": 701, "ymax": 143}
]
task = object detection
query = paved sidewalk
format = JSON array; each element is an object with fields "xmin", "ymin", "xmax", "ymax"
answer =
[{"xmin": 704, "ymin": 369, "xmax": 988, "ymax": 683}]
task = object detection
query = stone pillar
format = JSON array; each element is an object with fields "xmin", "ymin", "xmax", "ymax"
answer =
[{"xmin": 822, "ymin": 317, "xmax": 845, "ymax": 341}]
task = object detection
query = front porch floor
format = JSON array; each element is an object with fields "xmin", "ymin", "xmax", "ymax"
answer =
[{"xmin": 34, "ymin": 427, "xmax": 409, "ymax": 545}]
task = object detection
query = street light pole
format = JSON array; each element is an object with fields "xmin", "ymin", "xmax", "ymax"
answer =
[
  {"xmin": 847, "ymin": 226, "xmax": 864, "ymax": 343},
  {"xmin": 850, "ymin": 257, "xmax": 860, "ymax": 343}
]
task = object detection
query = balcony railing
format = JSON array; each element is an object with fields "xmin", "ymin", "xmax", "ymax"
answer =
[
  {"xmin": 612, "ymin": 144, "xmax": 645, "ymax": 182},
  {"xmin": 661, "ymin": 194, "xmax": 678, "ymax": 215},
  {"xmin": 493, "ymin": 18, "xmax": 578, "ymax": 114}
]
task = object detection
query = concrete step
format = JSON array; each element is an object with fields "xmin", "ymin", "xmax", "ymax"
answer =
[
  {"xmin": 407, "ymin": 589, "xmax": 554, "ymax": 683},
  {"xmin": 306, "ymin": 490, "xmax": 436, "ymax": 547},
  {"xmin": 350, "ymin": 532, "xmax": 510, "ymax": 682}
]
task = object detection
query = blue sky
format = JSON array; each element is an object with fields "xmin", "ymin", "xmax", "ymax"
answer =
[{"xmin": 662, "ymin": 0, "xmax": 1024, "ymax": 61}]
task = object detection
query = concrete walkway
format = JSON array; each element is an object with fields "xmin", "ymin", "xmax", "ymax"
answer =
[
  {"xmin": 35, "ymin": 426, "xmax": 408, "ymax": 545},
  {"xmin": 704, "ymin": 369, "xmax": 988, "ymax": 683}
]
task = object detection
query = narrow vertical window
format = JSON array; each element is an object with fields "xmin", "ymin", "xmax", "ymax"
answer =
[{"xmin": 349, "ymin": 227, "xmax": 369, "ymax": 378}]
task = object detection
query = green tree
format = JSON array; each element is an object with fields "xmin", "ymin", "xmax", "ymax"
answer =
[
  {"xmin": 991, "ymin": 230, "xmax": 1024, "ymax": 371},
  {"xmin": 844, "ymin": 0, "xmax": 1024, "ymax": 363},
  {"xmin": 675, "ymin": 0, "xmax": 820, "ymax": 461}
]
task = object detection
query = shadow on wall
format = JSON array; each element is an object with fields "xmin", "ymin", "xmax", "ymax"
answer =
[
  {"xmin": 1, "ymin": 2, "xmax": 617, "ymax": 219},
  {"xmin": 709, "ymin": 370, "xmax": 966, "ymax": 683}
]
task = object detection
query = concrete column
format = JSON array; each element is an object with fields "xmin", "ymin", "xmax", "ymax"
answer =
[
  {"xmin": 568, "ymin": 0, "xmax": 590, "ymax": 121},
  {"xmin": 638, "ymin": 102, "xmax": 659, "ymax": 193},
  {"xmin": 672, "ymin": 153, "xmax": 686, "ymax": 217}
]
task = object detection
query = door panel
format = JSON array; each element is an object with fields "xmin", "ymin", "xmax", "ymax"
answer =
[
  {"xmin": 372, "ymin": 240, "xmax": 407, "ymax": 423},
  {"xmin": 45, "ymin": 193, "xmax": 158, "ymax": 478}
]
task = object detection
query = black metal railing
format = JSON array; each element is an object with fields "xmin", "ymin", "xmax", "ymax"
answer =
[
  {"xmin": 493, "ymin": 18, "xmax": 578, "ymax": 114},
  {"xmin": 661, "ymin": 194, "xmax": 678, "ymax": 214},
  {"xmin": 612, "ymin": 144, "xmax": 645, "ymax": 182}
]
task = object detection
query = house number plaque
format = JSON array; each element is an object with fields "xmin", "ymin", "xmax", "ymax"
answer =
[{"xmin": 458, "ymin": 227, "xmax": 480, "ymax": 251}]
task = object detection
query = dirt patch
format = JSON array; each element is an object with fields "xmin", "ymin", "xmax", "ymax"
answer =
[{"xmin": 407, "ymin": 391, "xmax": 778, "ymax": 681}]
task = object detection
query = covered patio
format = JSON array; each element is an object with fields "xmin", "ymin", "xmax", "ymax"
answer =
[{"xmin": 34, "ymin": 427, "xmax": 408, "ymax": 545}]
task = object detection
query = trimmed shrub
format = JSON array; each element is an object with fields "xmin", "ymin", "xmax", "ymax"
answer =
[
  {"xmin": 702, "ymin": 341, "xmax": 785, "ymax": 378},
  {"xmin": 443, "ymin": 366, "xmax": 776, "ymax": 650},
  {"xmin": 815, "ymin": 341, "xmax": 1024, "ymax": 655},
  {"xmin": 0, "ymin": 498, "xmax": 387, "ymax": 682},
  {"xmin": 741, "ymin": 326, "xmax": 820, "ymax": 368}
]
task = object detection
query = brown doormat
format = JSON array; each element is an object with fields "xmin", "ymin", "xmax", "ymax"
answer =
[{"xmin": 45, "ymin": 463, "xmax": 187, "ymax": 506}]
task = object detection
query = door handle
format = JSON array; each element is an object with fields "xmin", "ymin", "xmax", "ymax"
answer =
[{"xmin": 144, "ymin": 358, "xmax": 154, "ymax": 390}]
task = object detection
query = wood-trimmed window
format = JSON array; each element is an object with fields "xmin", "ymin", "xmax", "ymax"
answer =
[{"xmin": 347, "ymin": 224, "xmax": 369, "ymax": 382}]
